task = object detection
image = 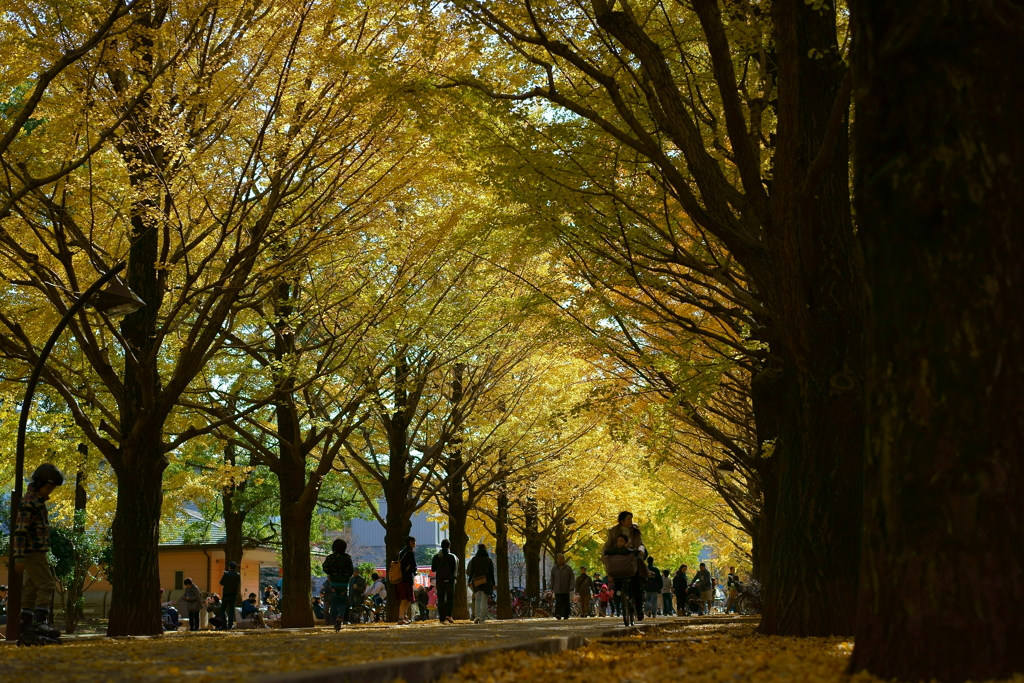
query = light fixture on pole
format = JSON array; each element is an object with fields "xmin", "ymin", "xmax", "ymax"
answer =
[{"xmin": 5, "ymin": 263, "xmax": 143, "ymax": 642}]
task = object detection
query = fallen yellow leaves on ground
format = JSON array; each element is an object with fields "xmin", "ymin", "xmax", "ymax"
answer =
[
  {"xmin": 0, "ymin": 622, "xmax": 477, "ymax": 682},
  {"xmin": 439, "ymin": 623, "xmax": 1024, "ymax": 683}
]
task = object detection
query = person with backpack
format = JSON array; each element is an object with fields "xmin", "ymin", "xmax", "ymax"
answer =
[
  {"xmin": 644, "ymin": 556, "xmax": 662, "ymax": 617},
  {"xmin": 322, "ymin": 538, "xmax": 354, "ymax": 629},
  {"xmin": 219, "ymin": 561, "xmax": 241, "ymax": 630},
  {"xmin": 393, "ymin": 536, "xmax": 418, "ymax": 624},
  {"xmin": 11, "ymin": 463, "xmax": 65, "ymax": 643},
  {"xmin": 466, "ymin": 544, "xmax": 495, "ymax": 624},
  {"xmin": 431, "ymin": 538, "xmax": 458, "ymax": 624}
]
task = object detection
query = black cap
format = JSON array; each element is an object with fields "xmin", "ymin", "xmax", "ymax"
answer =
[{"xmin": 31, "ymin": 463, "xmax": 65, "ymax": 486}]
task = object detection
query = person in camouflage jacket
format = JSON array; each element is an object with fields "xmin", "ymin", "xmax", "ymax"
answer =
[
  {"xmin": 321, "ymin": 538, "xmax": 354, "ymax": 628},
  {"xmin": 12, "ymin": 463, "xmax": 64, "ymax": 638}
]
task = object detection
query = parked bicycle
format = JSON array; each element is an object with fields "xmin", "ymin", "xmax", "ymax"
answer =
[{"xmin": 735, "ymin": 580, "xmax": 762, "ymax": 615}]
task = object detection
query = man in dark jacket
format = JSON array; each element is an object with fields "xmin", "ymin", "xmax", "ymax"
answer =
[
  {"xmin": 672, "ymin": 565, "xmax": 689, "ymax": 616},
  {"xmin": 219, "ymin": 561, "xmax": 241, "ymax": 629},
  {"xmin": 550, "ymin": 553, "xmax": 575, "ymax": 620},
  {"xmin": 322, "ymin": 539, "xmax": 354, "ymax": 629},
  {"xmin": 431, "ymin": 539, "xmax": 458, "ymax": 624},
  {"xmin": 644, "ymin": 556, "xmax": 662, "ymax": 617}
]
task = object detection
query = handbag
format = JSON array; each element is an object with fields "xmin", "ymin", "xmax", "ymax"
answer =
[{"xmin": 472, "ymin": 575, "xmax": 488, "ymax": 587}]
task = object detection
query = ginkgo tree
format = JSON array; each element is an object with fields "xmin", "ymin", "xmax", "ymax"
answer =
[
  {"xmin": 444, "ymin": 0, "xmax": 863, "ymax": 636},
  {"xmin": 0, "ymin": 0, "xmax": 436, "ymax": 635}
]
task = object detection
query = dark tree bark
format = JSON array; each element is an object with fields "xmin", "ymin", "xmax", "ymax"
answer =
[
  {"xmin": 753, "ymin": 0, "xmax": 864, "ymax": 636},
  {"xmin": 522, "ymin": 497, "xmax": 541, "ymax": 600},
  {"xmin": 277, "ymin": 467, "xmax": 315, "ymax": 628},
  {"xmin": 849, "ymin": 1, "xmax": 1024, "ymax": 679},
  {"xmin": 444, "ymin": 363, "xmax": 471, "ymax": 620},
  {"xmin": 383, "ymin": 490, "xmax": 413, "ymax": 622},
  {"xmin": 107, "ymin": 458, "xmax": 165, "ymax": 636},
  {"xmin": 494, "ymin": 487, "xmax": 512, "ymax": 619},
  {"xmin": 108, "ymin": 128, "xmax": 169, "ymax": 634},
  {"xmin": 221, "ymin": 442, "xmax": 246, "ymax": 569}
]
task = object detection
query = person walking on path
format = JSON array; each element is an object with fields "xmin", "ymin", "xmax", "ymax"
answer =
[
  {"xmin": 219, "ymin": 561, "xmax": 241, "ymax": 630},
  {"xmin": 0, "ymin": 584, "xmax": 8, "ymax": 626},
  {"xmin": 431, "ymin": 538, "xmax": 458, "ymax": 624},
  {"xmin": 575, "ymin": 566, "xmax": 595, "ymax": 617},
  {"xmin": 550, "ymin": 553, "xmax": 575, "ymax": 620},
  {"xmin": 181, "ymin": 578, "xmax": 203, "ymax": 630},
  {"xmin": 725, "ymin": 566, "xmax": 740, "ymax": 614},
  {"xmin": 597, "ymin": 582, "xmax": 613, "ymax": 616},
  {"xmin": 602, "ymin": 511, "xmax": 647, "ymax": 620},
  {"xmin": 673, "ymin": 565, "xmax": 689, "ymax": 616},
  {"xmin": 644, "ymin": 556, "xmax": 662, "ymax": 617},
  {"xmin": 466, "ymin": 544, "xmax": 495, "ymax": 624},
  {"xmin": 348, "ymin": 568, "xmax": 367, "ymax": 623},
  {"xmin": 396, "ymin": 536, "xmax": 419, "ymax": 624},
  {"xmin": 11, "ymin": 463, "xmax": 65, "ymax": 641},
  {"xmin": 322, "ymin": 539, "xmax": 354, "ymax": 629},
  {"xmin": 660, "ymin": 569, "xmax": 674, "ymax": 615},
  {"xmin": 692, "ymin": 562, "xmax": 713, "ymax": 615}
]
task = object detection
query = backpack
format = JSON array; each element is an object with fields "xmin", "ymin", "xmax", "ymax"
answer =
[{"xmin": 388, "ymin": 559, "xmax": 403, "ymax": 584}]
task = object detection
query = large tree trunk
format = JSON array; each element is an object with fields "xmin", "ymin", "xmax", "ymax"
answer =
[
  {"xmin": 277, "ymin": 467, "xmax": 315, "ymax": 628},
  {"xmin": 849, "ymin": 2, "xmax": 1024, "ymax": 679},
  {"xmin": 383, "ymin": 488, "xmax": 413, "ymax": 622},
  {"xmin": 446, "ymin": 477, "xmax": 470, "ymax": 620},
  {"xmin": 522, "ymin": 497, "xmax": 541, "ymax": 600},
  {"xmin": 222, "ymin": 443, "xmax": 246, "ymax": 568},
  {"xmin": 756, "ymin": 0, "xmax": 864, "ymax": 637},
  {"xmin": 107, "ymin": 454, "xmax": 166, "ymax": 636},
  {"xmin": 445, "ymin": 364, "xmax": 470, "ymax": 620},
  {"xmin": 495, "ymin": 488, "xmax": 512, "ymax": 619}
]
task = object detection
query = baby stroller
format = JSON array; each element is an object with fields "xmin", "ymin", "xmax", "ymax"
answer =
[{"xmin": 685, "ymin": 585, "xmax": 704, "ymax": 616}]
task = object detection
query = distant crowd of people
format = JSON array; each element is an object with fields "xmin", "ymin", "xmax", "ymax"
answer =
[
  {"xmin": 312, "ymin": 509, "xmax": 746, "ymax": 629},
  {"xmin": 3, "ymin": 462, "xmax": 740, "ymax": 639}
]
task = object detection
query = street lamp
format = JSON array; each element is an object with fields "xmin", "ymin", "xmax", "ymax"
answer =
[{"xmin": 5, "ymin": 263, "xmax": 143, "ymax": 641}]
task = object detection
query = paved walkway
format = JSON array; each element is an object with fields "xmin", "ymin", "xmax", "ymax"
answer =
[{"xmin": 0, "ymin": 615, "xmax": 752, "ymax": 683}]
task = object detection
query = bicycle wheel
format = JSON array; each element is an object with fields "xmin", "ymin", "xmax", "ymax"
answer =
[{"xmin": 738, "ymin": 595, "xmax": 758, "ymax": 615}]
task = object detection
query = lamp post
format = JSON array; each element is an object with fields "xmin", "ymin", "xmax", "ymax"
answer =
[{"xmin": 5, "ymin": 263, "xmax": 144, "ymax": 641}]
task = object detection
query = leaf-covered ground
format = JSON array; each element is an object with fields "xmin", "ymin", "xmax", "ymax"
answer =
[
  {"xmin": 0, "ymin": 621, "xmax": 480, "ymax": 682},
  {"xmin": 439, "ymin": 623, "xmax": 1024, "ymax": 683}
]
